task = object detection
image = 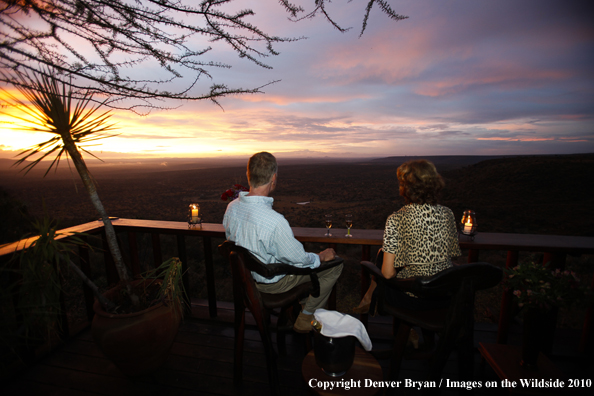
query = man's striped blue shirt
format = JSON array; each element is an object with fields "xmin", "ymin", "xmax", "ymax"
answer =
[{"xmin": 223, "ymin": 192, "xmax": 320, "ymax": 283}]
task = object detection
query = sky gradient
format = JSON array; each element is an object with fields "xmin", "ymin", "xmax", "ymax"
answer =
[{"xmin": 1, "ymin": 0, "xmax": 593, "ymax": 160}]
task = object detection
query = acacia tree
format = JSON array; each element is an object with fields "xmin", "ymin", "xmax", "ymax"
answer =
[
  {"xmin": 0, "ymin": 1, "xmax": 407, "ymax": 308},
  {"xmin": 0, "ymin": 0, "xmax": 407, "ymax": 113}
]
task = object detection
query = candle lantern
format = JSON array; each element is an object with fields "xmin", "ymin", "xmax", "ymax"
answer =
[
  {"xmin": 188, "ymin": 203, "xmax": 202, "ymax": 228},
  {"xmin": 460, "ymin": 210, "xmax": 477, "ymax": 239}
]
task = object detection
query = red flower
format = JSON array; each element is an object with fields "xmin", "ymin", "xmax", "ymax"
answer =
[{"xmin": 221, "ymin": 184, "xmax": 248, "ymax": 202}]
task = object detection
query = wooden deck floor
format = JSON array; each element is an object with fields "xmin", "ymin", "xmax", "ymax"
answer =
[{"xmin": 5, "ymin": 300, "xmax": 592, "ymax": 396}]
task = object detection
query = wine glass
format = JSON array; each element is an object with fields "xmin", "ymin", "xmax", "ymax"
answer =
[
  {"xmin": 324, "ymin": 214, "xmax": 332, "ymax": 237},
  {"xmin": 345, "ymin": 214, "xmax": 353, "ymax": 237}
]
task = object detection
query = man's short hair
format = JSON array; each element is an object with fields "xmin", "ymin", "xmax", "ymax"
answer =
[{"xmin": 247, "ymin": 152, "xmax": 278, "ymax": 188}]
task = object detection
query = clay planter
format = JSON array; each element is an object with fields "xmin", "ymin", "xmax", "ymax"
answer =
[{"xmin": 91, "ymin": 280, "xmax": 182, "ymax": 376}]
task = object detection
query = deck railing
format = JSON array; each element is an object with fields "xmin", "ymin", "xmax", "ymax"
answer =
[{"xmin": 2, "ymin": 218, "xmax": 593, "ymax": 353}]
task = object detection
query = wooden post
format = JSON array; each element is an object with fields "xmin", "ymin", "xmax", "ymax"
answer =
[
  {"xmin": 467, "ymin": 249, "xmax": 479, "ymax": 263},
  {"xmin": 543, "ymin": 252, "xmax": 566, "ymax": 271},
  {"xmin": 55, "ymin": 258, "xmax": 70, "ymax": 339},
  {"xmin": 127, "ymin": 232, "xmax": 141, "ymax": 277},
  {"xmin": 151, "ymin": 233, "xmax": 162, "ymax": 267},
  {"xmin": 203, "ymin": 236, "xmax": 217, "ymax": 318},
  {"xmin": 361, "ymin": 245, "xmax": 371, "ymax": 328},
  {"xmin": 78, "ymin": 236, "xmax": 94, "ymax": 322},
  {"xmin": 328, "ymin": 243, "xmax": 338, "ymax": 310},
  {"xmin": 541, "ymin": 252, "xmax": 566, "ymax": 354},
  {"xmin": 176, "ymin": 235, "xmax": 191, "ymax": 313},
  {"xmin": 497, "ymin": 250, "xmax": 518, "ymax": 344},
  {"xmin": 580, "ymin": 272, "xmax": 594, "ymax": 354}
]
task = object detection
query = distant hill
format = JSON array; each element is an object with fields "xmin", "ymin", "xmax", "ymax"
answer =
[
  {"xmin": 0, "ymin": 158, "xmax": 16, "ymax": 170},
  {"xmin": 1, "ymin": 153, "xmax": 592, "ymax": 239},
  {"xmin": 368, "ymin": 155, "xmax": 508, "ymax": 171},
  {"xmin": 439, "ymin": 153, "xmax": 594, "ymax": 236},
  {"xmin": 0, "ymin": 155, "xmax": 367, "ymax": 179}
]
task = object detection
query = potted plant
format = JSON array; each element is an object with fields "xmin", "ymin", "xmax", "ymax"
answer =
[
  {"xmin": 91, "ymin": 257, "xmax": 185, "ymax": 376},
  {"xmin": 0, "ymin": 70, "xmax": 186, "ymax": 375},
  {"xmin": 504, "ymin": 260, "xmax": 591, "ymax": 368},
  {"xmin": 1, "ymin": 217, "xmax": 77, "ymax": 369}
]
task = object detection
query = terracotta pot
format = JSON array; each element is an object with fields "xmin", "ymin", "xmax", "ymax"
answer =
[{"xmin": 91, "ymin": 280, "xmax": 182, "ymax": 376}]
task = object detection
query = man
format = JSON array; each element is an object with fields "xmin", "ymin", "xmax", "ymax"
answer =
[{"xmin": 223, "ymin": 152, "xmax": 343, "ymax": 333}]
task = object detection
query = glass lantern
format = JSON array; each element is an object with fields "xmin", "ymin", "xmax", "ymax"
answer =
[
  {"xmin": 188, "ymin": 203, "xmax": 202, "ymax": 228},
  {"xmin": 460, "ymin": 210, "xmax": 477, "ymax": 239}
]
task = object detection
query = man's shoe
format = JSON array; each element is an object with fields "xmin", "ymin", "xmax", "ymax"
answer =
[{"xmin": 293, "ymin": 312, "xmax": 314, "ymax": 333}]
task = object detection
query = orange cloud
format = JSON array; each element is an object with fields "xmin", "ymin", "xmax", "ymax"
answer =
[{"xmin": 477, "ymin": 137, "xmax": 556, "ymax": 142}]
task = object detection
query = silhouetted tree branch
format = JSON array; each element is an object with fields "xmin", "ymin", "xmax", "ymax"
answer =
[{"xmin": 0, "ymin": 0, "xmax": 407, "ymax": 113}]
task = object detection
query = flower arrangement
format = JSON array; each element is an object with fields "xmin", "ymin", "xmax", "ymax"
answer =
[
  {"xmin": 221, "ymin": 184, "xmax": 249, "ymax": 202},
  {"xmin": 505, "ymin": 261, "xmax": 591, "ymax": 310}
]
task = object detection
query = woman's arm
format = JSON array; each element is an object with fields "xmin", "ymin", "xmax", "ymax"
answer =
[{"xmin": 381, "ymin": 251, "xmax": 397, "ymax": 279}]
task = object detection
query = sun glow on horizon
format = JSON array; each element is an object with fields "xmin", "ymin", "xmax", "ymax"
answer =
[
  {"xmin": 1, "ymin": 1, "xmax": 593, "ymax": 160},
  {"xmin": 2, "ymin": 101, "xmax": 593, "ymax": 161}
]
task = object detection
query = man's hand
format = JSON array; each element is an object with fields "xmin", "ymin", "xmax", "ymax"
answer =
[{"xmin": 318, "ymin": 248, "xmax": 336, "ymax": 262}]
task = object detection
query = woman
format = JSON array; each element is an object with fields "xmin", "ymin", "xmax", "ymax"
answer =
[{"xmin": 354, "ymin": 159, "xmax": 461, "ymax": 312}]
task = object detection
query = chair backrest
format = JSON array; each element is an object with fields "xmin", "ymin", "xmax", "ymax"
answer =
[
  {"xmin": 219, "ymin": 241, "xmax": 267, "ymax": 315},
  {"xmin": 417, "ymin": 262, "xmax": 502, "ymax": 336},
  {"xmin": 373, "ymin": 249, "xmax": 502, "ymax": 298},
  {"xmin": 219, "ymin": 240, "xmax": 328, "ymax": 308},
  {"xmin": 414, "ymin": 262, "xmax": 502, "ymax": 298},
  {"xmin": 219, "ymin": 240, "xmax": 328, "ymax": 279}
]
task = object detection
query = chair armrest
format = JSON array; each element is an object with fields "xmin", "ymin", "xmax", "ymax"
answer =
[
  {"xmin": 361, "ymin": 260, "xmax": 383, "ymax": 278},
  {"xmin": 251, "ymin": 255, "xmax": 343, "ymax": 278},
  {"xmin": 361, "ymin": 261, "xmax": 417, "ymax": 288},
  {"xmin": 313, "ymin": 257, "xmax": 344, "ymax": 272},
  {"xmin": 386, "ymin": 277, "xmax": 419, "ymax": 293},
  {"xmin": 220, "ymin": 240, "xmax": 344, "ymax": 280},
  {"xmin": 415, "ymin": 262, "xmax": 503, "ymax": 295},
  {"xmin": 361, "ymin": 260, "xmax": 421, "ymax": 293}
]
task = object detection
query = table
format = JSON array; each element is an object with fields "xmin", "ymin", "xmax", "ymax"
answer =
[
  {"xmin": 302, "ymin": 347, "xmax": 383, "ymax": 396},
  {"xmin": 478, "ymin": 343, "xmax": 568, "ymax": 395}
]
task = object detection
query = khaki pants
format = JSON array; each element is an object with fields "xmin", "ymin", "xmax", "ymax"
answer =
[{"xmin": 256, "ymin": 264, "xmax": 343, "ymax": 313}]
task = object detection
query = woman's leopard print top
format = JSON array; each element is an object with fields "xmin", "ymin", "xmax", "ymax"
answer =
[{"xmin": 383, "ymin": 203, "xmax": 461, "ymax": 282}]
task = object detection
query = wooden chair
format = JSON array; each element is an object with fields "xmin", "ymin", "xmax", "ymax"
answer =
[
  {"xmin": 218, "ymin": 241, "xmax": 343, "ymax": 396},
  {"xmin": 361, "ymin": 251, "xmax": 502, "ymax": 392}
]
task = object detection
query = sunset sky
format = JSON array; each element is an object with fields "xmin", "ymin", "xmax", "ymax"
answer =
[{"xmin": 1, "ymin": 0, "xmax": 593, "ymax": 160}]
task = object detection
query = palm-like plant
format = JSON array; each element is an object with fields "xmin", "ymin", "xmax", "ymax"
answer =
[{"xmin": 1, "ymin": 70, "xmax": 138, "ymax": 306}]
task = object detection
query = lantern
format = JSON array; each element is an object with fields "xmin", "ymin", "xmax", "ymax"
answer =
[
  {"xmin": 188, "ymin": 203, "xmax": 202, "ymax": 228},
  {"xmin": 460, "ymin": 210, "xmax": 477, "ymax": 239}
]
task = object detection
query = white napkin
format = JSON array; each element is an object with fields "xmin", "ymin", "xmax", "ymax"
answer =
[{"xmin": 313, "ymin": 309, "xmax": 372, "ymax": 351}]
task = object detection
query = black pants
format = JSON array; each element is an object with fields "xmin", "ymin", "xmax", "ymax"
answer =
[
  {"xmin": 374, "ymin": 258, "xmax": 450, "ymax": 311},
  {"xmin": 384, "ymin": 286, "xmax": 450, "ymax": 310}
]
